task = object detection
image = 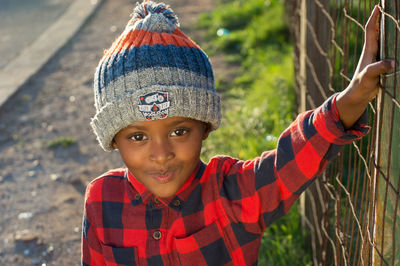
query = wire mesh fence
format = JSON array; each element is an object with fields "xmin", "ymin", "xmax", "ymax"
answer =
[{"xmin": 285, "ymin": 0, "xmax": 399, "ymax": 265}]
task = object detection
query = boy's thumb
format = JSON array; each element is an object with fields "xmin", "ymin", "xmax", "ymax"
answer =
[{"xmin": 365, "ymin": 59, "xmax": 395, "ymax": 77}]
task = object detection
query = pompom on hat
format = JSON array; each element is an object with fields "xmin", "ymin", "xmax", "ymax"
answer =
[{"xmin": 91, "ymin": 1, "xmax": 221, "ymax": 151}]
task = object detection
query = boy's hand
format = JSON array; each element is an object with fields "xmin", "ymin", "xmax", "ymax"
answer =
[{"xmin": 336, "ymin": 5, "xmax": 396, "ymax": 129}]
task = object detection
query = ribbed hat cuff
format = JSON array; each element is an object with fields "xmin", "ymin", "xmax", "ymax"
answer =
[{"xmin": 91, "ymin": 85, "xmax": 221, "ymax": 151}]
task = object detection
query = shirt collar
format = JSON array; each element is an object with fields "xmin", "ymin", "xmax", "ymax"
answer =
[{"xmin": 126, "ymin": 161, "xmax": 206, "ymax": 208}]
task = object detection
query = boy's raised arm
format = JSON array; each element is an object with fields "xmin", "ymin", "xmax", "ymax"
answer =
[{"xmin": 336, "ymin": 5, "xmax": 395, "ymax": 129}]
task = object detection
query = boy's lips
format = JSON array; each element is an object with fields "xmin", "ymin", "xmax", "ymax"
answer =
[{"xmin": 150, "ymin": 170, "xmax": 175, "ymax": 184}]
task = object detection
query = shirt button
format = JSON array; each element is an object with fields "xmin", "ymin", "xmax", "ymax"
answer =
[
  {"xmin": 153, "ymin": 197, "xmax": 160, "ymax": 204},
  {"xmin": 153, "ymin": 230, "xmax": 162, "ymax": 240},
  {"xmin": 135, "ymin": 194, "xmax": 141, "ymax": 200},
  {"xmin": 173, "ymin": 199, "xmax": 181, "ymax": 207}
]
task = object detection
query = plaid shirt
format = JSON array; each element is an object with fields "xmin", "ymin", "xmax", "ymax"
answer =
[{"xmin": 82, "ymin": 95, "xmax": 369, "ymax": 266}]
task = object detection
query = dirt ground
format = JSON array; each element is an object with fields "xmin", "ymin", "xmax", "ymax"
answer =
[{"xmin": 0, "ymin": 0, "xmax": 232, "ymax": 264}]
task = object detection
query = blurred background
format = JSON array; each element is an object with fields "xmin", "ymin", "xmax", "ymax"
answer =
[{"xmin": 0, "ymin": 0, "xmax": 74, "ymax": 69}]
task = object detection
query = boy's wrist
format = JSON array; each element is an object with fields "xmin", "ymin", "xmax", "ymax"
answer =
[{"xmin": 335, "ymin": 89, "xmax": 369, "ymax": 130}]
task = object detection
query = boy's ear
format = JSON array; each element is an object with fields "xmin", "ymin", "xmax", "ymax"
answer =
[
  {"xmin": 112, "ymin": 139, "xmax": 118, "ymax": 150},
  {"xmin": 202, "ymin": 123, "xmax": 212, "ymax": 140}
]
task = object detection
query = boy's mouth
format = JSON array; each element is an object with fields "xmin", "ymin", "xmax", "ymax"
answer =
[{"xmin": 150, "ymin": 171, "xmax": 175, "ymax": 184}]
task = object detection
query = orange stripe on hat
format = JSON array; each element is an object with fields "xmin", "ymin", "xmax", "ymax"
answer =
[{"xmin": 102, "ymin": 29, "xmax": 200, "ymax": 60}]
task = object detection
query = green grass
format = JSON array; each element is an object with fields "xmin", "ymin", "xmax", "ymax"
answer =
[
  {"xmin": 48, "ymin": 137, "xmax": 77, "ymax": 148},
  {"xmin": 198, "ymin": 0, "xmax": 312, "ymax": 264},
  {"xmin": 259, "ymin": 202, "xmax": 312, "ymax": 266}
]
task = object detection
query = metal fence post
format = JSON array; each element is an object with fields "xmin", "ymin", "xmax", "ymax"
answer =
[
  {"xmin": 374, "ymin": 0, "xmax": 400, "ymax": 265},
  {"xmin": 298, "ymin": 0, "xmax": 331, "ymax": 264}
]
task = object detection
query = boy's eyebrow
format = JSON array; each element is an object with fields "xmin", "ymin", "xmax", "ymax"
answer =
[
  {"xmin": 125, "ymin": 124, "xmax": 147, "ymax": 130},
  {"xmin": 125, "ymin": 118, "xmax": 190, "ymax": 130}
]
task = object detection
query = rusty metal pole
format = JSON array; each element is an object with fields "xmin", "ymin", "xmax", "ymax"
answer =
[
  {"xmin": 299, "ymin": 0, "xmax": 307, "ymax": 114},
  {"xmin": 299, "ymin": 0, "xmax": 307, "ymax": 235},
  {"xmin": 374, "ymin": 0, "xmax": 400, "ymax": 265},
  {"xmin": 298, "ymin": 0, "xmax": 332, "ymax": 265}
]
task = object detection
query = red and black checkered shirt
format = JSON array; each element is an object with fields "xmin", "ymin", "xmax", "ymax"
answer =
[{"xmin": 82, "ymin": 95, "xmax": 369, "ymax": 265}]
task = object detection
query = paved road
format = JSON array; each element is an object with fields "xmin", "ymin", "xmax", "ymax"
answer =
[{"xmin": 0, "ymin": 0, "xmax": 75, "ymax": 69}]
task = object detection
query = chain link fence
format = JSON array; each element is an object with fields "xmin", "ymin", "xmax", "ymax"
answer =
[{"xmin": 285, "ymin": 0, "xmax": 399, "ymax": 265}]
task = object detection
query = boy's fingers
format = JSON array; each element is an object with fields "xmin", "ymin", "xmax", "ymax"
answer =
[
  {"xmin": 365, "ymin": 5, "xmax": 380, "ymax": 33},
  {"xmin": 364, "ymin": 59, "xmax": 395, "ymax": 78},
  {"xmin": 361, "ymin": 6, "xmax": 380, "ymax": 65},
  {"xmin": 364, "ymin": 5, "xmax": 381, "ymax": 46},
  {"xmin": 359, "ymin": 48, "xmax": 377, "ymax": 69}
]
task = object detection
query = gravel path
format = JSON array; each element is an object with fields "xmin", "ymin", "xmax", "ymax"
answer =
[{"xmin": 0, "ymin": 0, "xmax": 219, "ymax": 264}]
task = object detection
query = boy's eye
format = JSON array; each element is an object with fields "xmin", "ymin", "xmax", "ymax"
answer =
[
  {"xmin": 171, "ymin": 128, "xmax": 189, "ymax": 137},
  {"xmin": 129, "ymin": 133, "xmax": 148, "ymax": 142}
]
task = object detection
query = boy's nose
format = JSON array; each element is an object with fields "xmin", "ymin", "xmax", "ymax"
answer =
[{"xmin": 149, "ymin": 139, "xmax": 174, "ymax": 164}]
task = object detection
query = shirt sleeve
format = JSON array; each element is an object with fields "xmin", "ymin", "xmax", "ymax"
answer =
[
  {"xmin": 218, "ymin": 93, "xmax": 370, "ymax": 233},
  {"xmin": 81, "ymin": 181, "xmax": 106, "ymax": 266}
]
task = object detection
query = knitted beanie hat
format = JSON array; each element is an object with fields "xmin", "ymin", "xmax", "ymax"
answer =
[{"xmin": 91, "ymin": 1, "xmax": 221, "ymax": 151}]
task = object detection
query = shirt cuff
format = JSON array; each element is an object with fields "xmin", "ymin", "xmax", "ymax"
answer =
[{"xmin": 312, "ymin": 93, "xmax": 370, "ymax": 145}]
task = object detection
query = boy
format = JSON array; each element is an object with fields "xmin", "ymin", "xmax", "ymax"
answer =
[{"xmin": 82, "ymin": 1, "xmax": 395, "ymax": 265}]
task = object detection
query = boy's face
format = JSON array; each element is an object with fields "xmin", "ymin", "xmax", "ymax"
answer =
[{"xmin": 113, "ymin": 117, "xmax": 210, "ymax": 198}]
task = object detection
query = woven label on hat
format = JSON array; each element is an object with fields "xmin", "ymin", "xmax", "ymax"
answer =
[{"xmin": 138, "ymin": 92, "xmax": 170, "ymax": 120}]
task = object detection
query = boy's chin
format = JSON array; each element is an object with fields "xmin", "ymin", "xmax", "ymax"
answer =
[{"xmin": 151, "ymin": 187, "xmax": 179, "ymax": 199}]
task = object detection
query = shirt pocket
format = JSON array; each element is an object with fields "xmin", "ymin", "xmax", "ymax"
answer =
[
  {"xmin": 174, "ymin": 222, "xmax": 233, "ymax": 266},
  {"xmin": 100, "ymin": 243, "xmax": 140, "ymax": 266}
]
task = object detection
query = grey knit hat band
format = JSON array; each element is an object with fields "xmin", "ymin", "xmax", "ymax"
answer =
[
  {"xmin": 95, "ymin": 66, "xmax": 215, "ymax": 110},
  {"xmin": 91, "ymin": 85, "xmax": 221, "ymax": 151}
]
